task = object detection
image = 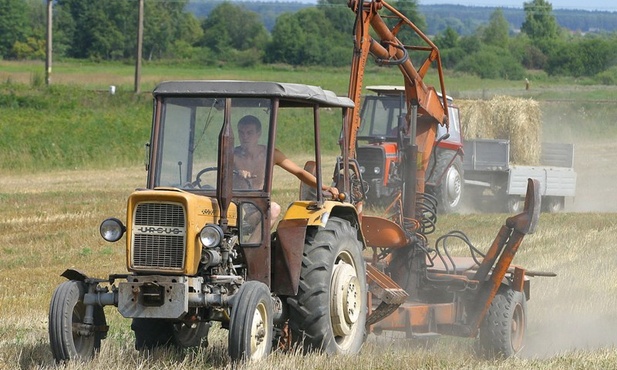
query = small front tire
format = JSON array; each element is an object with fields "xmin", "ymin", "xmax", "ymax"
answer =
[
  {"xmin": 49, "ymin": 280, "xmax": 106, "ymax": 362},
  {"xmin": 228, "ymin": 281, "xmax": 274, "ymax": 361}
]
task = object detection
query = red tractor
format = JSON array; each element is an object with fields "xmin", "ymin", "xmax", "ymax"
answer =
[{"xmin": 357, "ymin": 85, "xmax": 465, "ymax": 213}]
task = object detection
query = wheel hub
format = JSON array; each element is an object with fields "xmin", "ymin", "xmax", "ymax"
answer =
[
  {"xmin": 331, "ymin": 261, "xmax": 361, "ymax": 336},
  {"xmin": 250, "ymin": 303, "xmax": 267, "ymax": 358},
  {"xmin": 446, "ymin": 166, "xmax": 462, "ymax": 207}
]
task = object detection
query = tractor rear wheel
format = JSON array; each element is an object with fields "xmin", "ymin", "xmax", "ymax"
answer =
[
  {"xmin": 428, "ymin": 152, "xmax": 463, "ymax": 214},
  {"xmin": 287, "ymin": 217, "xmax": 367, "ymax": 354},
  {"xmin": 49, "ymin": 280, "xmax": 106, "ymax": 362},
  {"xmin": 479, "ymin": 286, "xmax": 527, "ymax": 358},
  {"xmin": 228, "ymin": 281, "xmax": 274, "ymax": 361}
]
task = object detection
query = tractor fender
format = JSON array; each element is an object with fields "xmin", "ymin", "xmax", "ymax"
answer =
[
  {"xmin": 60, "ymin": 268, "xmax": 90, "ymax": 282},
  {"xmin": 272, "ymin": 204, "xmax": 364, "ymax": 296}
]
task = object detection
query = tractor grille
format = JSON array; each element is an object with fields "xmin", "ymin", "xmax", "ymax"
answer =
[
  {"xmin": 131, "ymin": 202, "xmax": 186, "ymax": 270},
  {"xmin": 357, "ymin": 146, "xmax": 386, "ymax": 182}
]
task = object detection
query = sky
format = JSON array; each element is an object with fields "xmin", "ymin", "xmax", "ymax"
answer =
[{"xmin": 279, "ymin": 0, "xmax": 615, "ymax": 12}]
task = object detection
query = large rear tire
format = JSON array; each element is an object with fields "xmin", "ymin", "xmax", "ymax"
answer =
[
  {"xmin": 228, "ymin": 281, "xmax": 274, "ymax": 361},
  {"xmin": 49, "ymin": 280, "xmax": 106, "ymax": 362},
  {"xmin": 287, "ymin": 217, "xmax": 367, "ymax": 354},
  {"xmin": 479, "ymin": 286, "xmax": 527, "ymax": 358},
  {"xmin": 428, "ymin": 151, "xmax": 463, "ymax": 214}
]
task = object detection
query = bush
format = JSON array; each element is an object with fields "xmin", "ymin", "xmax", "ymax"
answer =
[
  {"xmin": 595, "ymin": 66, "xmax": 617, "ymax": 85},
  {"xmin": 455, "ymin": 46, "xmax": 526, "ymax": 80}
]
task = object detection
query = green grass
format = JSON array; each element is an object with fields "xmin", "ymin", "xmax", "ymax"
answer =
[{"xmin": 3, "ymin": 61, "xmax": 617, "ymax": 173}]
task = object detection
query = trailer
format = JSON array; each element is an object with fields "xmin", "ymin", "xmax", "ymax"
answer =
[{"xmin": 463, "ymin": 139, "xmax": 577, "ymax": 213}]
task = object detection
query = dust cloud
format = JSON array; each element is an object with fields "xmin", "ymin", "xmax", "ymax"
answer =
[{"xmin": 522, "ymin": 312, "xmax": 617, "ymax": 358}]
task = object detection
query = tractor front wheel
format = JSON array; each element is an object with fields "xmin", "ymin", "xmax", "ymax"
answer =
[
  {"xmin": 479, "ymin": 286, "xmax": 527, "ymax": 358},
  {"xmin": 49, "ymin": 280, "xmax": 106, "ymax": 362},
  {"xmin": 228, "ymin": 281, "xmax": 274, "ymax": 361},
  {"xmin": 288, "ymin": 217, "xmax": 367, "ymax": 354}
]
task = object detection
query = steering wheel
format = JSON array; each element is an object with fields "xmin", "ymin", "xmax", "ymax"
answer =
[
  {"xmin": 193, "ymin": 167, "xmax": 253, "ymax": 190},
  {"xmin": 193, "ymin": 167, "xmax": 218, "ymax": 189}
]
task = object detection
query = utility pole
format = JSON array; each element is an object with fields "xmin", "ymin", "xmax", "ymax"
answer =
[
  {"xmin": 134, "ymin": 0, "xmax": 144, "ymax": 93},
  {"xmin": 46, "ymin": 0, "xmax": 53, "ymax": 85}
]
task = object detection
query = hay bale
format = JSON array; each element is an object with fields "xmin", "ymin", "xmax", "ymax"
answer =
[{"xmin": 457, "ymin": 96, "xmax": 541, "ymax": 165}]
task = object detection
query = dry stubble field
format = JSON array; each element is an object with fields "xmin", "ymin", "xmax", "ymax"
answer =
[{"xmin": 1, "ymin": 139, "xmax": 617, "ymax": 369}]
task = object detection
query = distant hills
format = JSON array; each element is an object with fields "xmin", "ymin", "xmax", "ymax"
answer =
[{"xmin": 188, "ymin": 1, "xmax": 617, "ymax": 35}]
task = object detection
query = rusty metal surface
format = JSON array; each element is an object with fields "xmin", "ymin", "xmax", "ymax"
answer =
[
  {"xmin": 372, "ymin": 302, "xmax": 457, "ymax": 332},
  {"xmin": 272, "ymin": 219, "xmax": 309, "ymax": 296},
  {"xmin": 506, "ymin": 178, "xmax": 541, "ymax": 234},
  {"xmin": 361, "ymin": 215, "xmax": 408, "ymax": 249},
  {"xmin": 466, "ymin": 179, "xmax": 541, "ymax": 334},
  {"xmin": 366, "ymin": 263, "xmax": 408, "ymax": 326}
]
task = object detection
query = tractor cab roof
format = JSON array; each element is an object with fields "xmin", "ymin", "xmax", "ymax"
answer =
[
  {"xmin": 153, "ymin": 80, "xmax": 354, "ymax": 109},
  {"xmin": 366, "ymin": 85, "xmax": 453, "ymax": 103}
]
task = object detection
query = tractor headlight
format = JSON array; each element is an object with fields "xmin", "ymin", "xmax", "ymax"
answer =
[
  {"xmin": 200, "ymin": 224, "xmax": 223, "ymax": 248},
  {"xmin": 359, "ymin": 166, "xmax": 365, "ymax": 174},
  {"xmin": 373, "ymin": 167, "xmax": 381, "ymax": 175},
  {"xmin": 100, "ymin": 218, "xmax": 126, "ymax": 242}
]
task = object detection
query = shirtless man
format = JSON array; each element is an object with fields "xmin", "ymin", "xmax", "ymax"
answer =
[{"xmin": 234, "ymin": 115, "xmax": 339, "ymax": 224}]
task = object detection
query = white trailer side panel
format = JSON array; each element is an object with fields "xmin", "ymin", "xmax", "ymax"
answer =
[{"xmin": 508, "ymin": 166, "xmax": 577, "ymax": 197}]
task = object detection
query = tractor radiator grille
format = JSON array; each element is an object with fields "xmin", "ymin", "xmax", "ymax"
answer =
[
  {"xmin": 131, "ymin": 202, "xmax": 186, "ymax": 270},
  {"xmin": 357, "ymin": 146, "xmax": 386, "ymax": 182}
]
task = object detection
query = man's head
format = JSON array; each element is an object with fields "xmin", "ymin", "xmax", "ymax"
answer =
[{"xmin": 238, "ymin": 115, "xmax": 262, "ymax": 147}]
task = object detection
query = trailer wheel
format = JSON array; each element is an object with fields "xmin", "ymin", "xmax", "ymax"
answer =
[
  {"xmin": 542, "ymin": 196, "xmax": 564, "ymax": 213},
  {"xmin": 479, "ymin": 286, "xmax": 526, "ymax": 358},
  {"xmin": 429, "ymin": 153, "xmax": 463, "ymax": 214},
  {"xmin": 228, "ymin": 280, "xmax": 274, "ymax": 361},
  {"xmin": 506, "ymin": 196, "xmax": 524, "ymax": 214},
  {"xmin": 287, "ymin": 217, "xmax": 367, "ymax": 354},
  {"xmin": 49, "ymin": 280, "xmax": 106, "ymax": 362}
]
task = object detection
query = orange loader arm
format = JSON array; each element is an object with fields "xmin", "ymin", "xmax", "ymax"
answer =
[{"xmin": 346, "ymin": 0, "xmax": 449, "ymax": 193}]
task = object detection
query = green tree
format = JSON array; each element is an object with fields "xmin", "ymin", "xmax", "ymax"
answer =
[
  {"xmin": 0, "ymin": 0, "xmax": 28, "ymax": 59},
  {"xmin": 266, "ymin": 6, "xmax": 349, "ymax": 66},
  {"xmin": 54, "ymin": 0, "xmax": 198, "ymax": 61},
  {"xmin": 388, "ymin": 0, "xmax": 427, "ymax": 47},
  {"xmin": 318, "ymin": 0, "xmax": 354, "ymax": 35},
  {"xmin": 481, "ymin": 9, "xmax": 510, "ymax": 48},
  {"xmin": 200, "ymin": 2, "xmax": 268, "ymax": 59},
  {"xmin": 434, "ymin": 26, "xmax": 459, "ymax": 49},
  {"xmin": 546, "ymin": 37, "xmax": 616, "ymax": 77},
  {"xmin": 521, "ymin": 0, "xmax": 560, "ymax": 41},
  {"xmin": 264, "ymin": 13, "xmax": 304, "ymax": 65}
]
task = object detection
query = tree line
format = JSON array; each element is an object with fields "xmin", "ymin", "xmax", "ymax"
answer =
[{"xmin": 2, "ymin": 0, "xmax": 617, "ymax": 82}]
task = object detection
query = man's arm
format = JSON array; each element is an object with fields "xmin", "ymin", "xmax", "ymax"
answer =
[{"xmin": 274, "ymin": 149, "xmax": 339, "ymax": 197}]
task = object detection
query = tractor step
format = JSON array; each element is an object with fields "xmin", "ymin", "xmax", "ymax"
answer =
[{"xmin": 366, "ymin": 263, "xmax": 409, "ymax": 327}]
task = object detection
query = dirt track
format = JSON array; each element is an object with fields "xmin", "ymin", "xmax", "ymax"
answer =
[{"xmin": 566, "ymin": 141, "xmax": 617, "ymax": 212}]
